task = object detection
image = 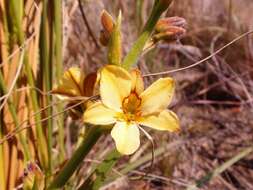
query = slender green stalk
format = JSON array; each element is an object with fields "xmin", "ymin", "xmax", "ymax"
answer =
[
  {"xmin": 122, "ymin": 0, "xmax": 173, "ymax": 70},
  {"xmin": 79, "ymin": 149, "xmax": 121, "ymax": 190},
  {"xmin": 136, "ymin": 0, "xmax": 144, "ymax": 32},
  {"xmin": 187, "ymin": 145, "xmax": 253, "ymax": 190},
  {"xmin": 53, "ymin": 0, "xmax": 65, "ymax": 162},
  {"xmin": 40, "ymin": 0, "xmax": 53, "ymax": 176},
  {"xmin": 24, "ymin": 54, "xmax": 49, "ymax": 168},
  {"xmin": 53, "ymin": 0, "xmax": 62, "ymax": 81},
  {"xmin": 48, "ymin": 127, "xmax": 103, "ymax": 189},
  {"xmin": 9, "ymin": 0, "xmax": 24, "ymax": 44}
]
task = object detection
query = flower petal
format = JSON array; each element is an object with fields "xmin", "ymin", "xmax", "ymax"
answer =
[
  {"xmin": 130, "ymin": 69, "xmax": 144, "ymax": 95},
  {"xmin": 82, "ymin": 72, "xmax": 98, "ymax": 96},
  {"xmin": 140, "ymin": 77, "xmax": 175, "ymax": 115},
  {"xmin": 83, "ymin": 101, "xmax": 117, "ymax": 125},
  {"xmin": 111, "ymin": 122, "xmax": 140, "ymax": 155},
  {"xmin": 100, "ymin": 65, "xmax": 132, "ymax": 111},
  {"xmin": 52, "ymin": 67, "xmax": 84, "ymax": 100},
  {"xmin": 138, "ymin": 110, "xmax": 180, "ymax": 132}
]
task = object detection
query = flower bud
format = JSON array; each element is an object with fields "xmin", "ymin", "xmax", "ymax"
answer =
[
  {"xmin": 153, "ymin": 16, "xmax": 186, "ymax": 43},
  {"xmin": 101, "ymin": 10, "xmax": 114, "ymax": 34},
  {"xmin": 153, "ymin": 26, "xmax": 186, "ymax": 42},
  {"xmin": 155, "ymin": 16, "xmax": 186, "ymax": 33},
  {"xmin": 100, "ymin": 10, "xmax": 115, "ymax": 46},
  {"xmin": 99, "ymin": 30, "xmax": 110, "ymax": 46}
]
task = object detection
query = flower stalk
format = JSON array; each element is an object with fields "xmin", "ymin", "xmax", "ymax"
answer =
[
  {"xmin": 53, "ymin": 0, "xmax": 65, "ymax": 163},
  {"xmin": 122, "ymin": 0, "xmax": 173, "ymax": 70},
  {"xmin": 48, "ymin": 126, "xmax": 103, "ymax": 189}
]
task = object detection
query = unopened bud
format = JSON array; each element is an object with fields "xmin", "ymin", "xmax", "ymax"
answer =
[
  {"xmin": 153, "ymin": 26, "xmax": 186, "ymax": 42},
  {"xmin": 100, "ymin": 10, "xmax": 115, "ymax": 46},
  {"xmin": 99, "ymin": 30, "xmax": 109, "ymax": 46},
  {"xmin": 155, "ymin": 16, "xmax": 186, "ymax": 33},
  {"xmin": 101, "ymin": 10, "xmax": 114, "ymax": 34}
]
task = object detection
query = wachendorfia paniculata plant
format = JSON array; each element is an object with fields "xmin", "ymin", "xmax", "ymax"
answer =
[{"xmin": 49, "ymin": 0, "xmax": 185, "ymax": 189}]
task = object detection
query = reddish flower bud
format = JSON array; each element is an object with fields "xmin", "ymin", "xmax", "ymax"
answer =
[
  {"xmin": 153, "ymin": 16, "xmax": 186, "ymax": 43},
  {"xmin": 99, "ymin": 30, "xmax": 110, "ymax": 46},
  {"xmin": 100, "ymin": 10, "xmax": 116, "ymax": 46},
  {"xmin": 155, "ymin": 16, "xmax": 186, "ymax": 33},
  {"xmin": 153, "ymin": 26, "xmax": 186, "ymax": 42},
  {"xmin": 101, "ymin": 10, "xmax": 114, "ymax": 34}
]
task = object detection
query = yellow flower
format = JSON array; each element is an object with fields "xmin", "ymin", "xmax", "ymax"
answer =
[
  {"xmin": 83, "ymin": 65, "xmax": 179, "ymax": 155},
  {"xmin": 52, "ymin": 67, "xmax": 97, "ymax": 119},
  {"xmin": 52, "ymin": 67, "xmax": 97, "ymax": 100}
]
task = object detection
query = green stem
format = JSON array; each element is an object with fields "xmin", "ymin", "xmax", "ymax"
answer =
[
  {"xmin": 48, "ymin": 127, "xmax": 103, "ymax": 189},
  {"xmin": 24, "ymin": 54, "xmax": 48, "ymax": 168},
  {"xmin": 53, "ymin": 0, "xmax": 65, "ymax": 162},
  {"xmin": 122, "ymin": 0, "xmax": 173, "ymax": 70},
  {"xmin": 78, "ymin": 149, "xmax": 121, "ymax": 190},
  {"xmin": 9, "ymin": 0, "xmax": 24, "ymax": 44},
  {"xmin": 40, "ymin": 0, "xmax": 53, "ymax": 176},
  {"xmin": 136, "ymin": 0, "xmax": 144, "ymax": 32}
]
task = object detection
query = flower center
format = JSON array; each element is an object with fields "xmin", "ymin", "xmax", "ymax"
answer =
[{"xmin": 121, "ymin": 91, "xmax": 142, "ymax": 122}]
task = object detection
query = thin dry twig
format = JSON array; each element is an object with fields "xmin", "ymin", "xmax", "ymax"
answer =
[
  {"xmin": 143, "ymin": 30, "xmax": 253, "ymax": 77},
  {"xmin": 0, "ymin": 49, "xmax": 25, "ymax": 112},
  {"xmin": 208, "ymin": 32, "xmax": 253, "ymax": 108},
  {"xmin": 77, "ymin": 0, "xmax": 100, "ymax": 49},
  {"xmin": 0, "ymin": 95, "xmax": 99, "ymax": 144},
  {"xmin": 129, "ymin": 126, "xmax": 155, "ymax": 181},
  {"xmin": 189, "ymin": 99, "xmax": 253, "ymax": 106}
]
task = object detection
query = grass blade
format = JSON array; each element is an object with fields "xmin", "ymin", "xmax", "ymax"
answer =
[{"xmin": 187, "ymin": 145, "xmax": 253, "ymax": 190}]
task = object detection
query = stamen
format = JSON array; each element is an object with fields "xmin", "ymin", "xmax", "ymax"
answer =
[{"xmin": 122, "ymin": 91, "xmax": 141, "ymax": 115}]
